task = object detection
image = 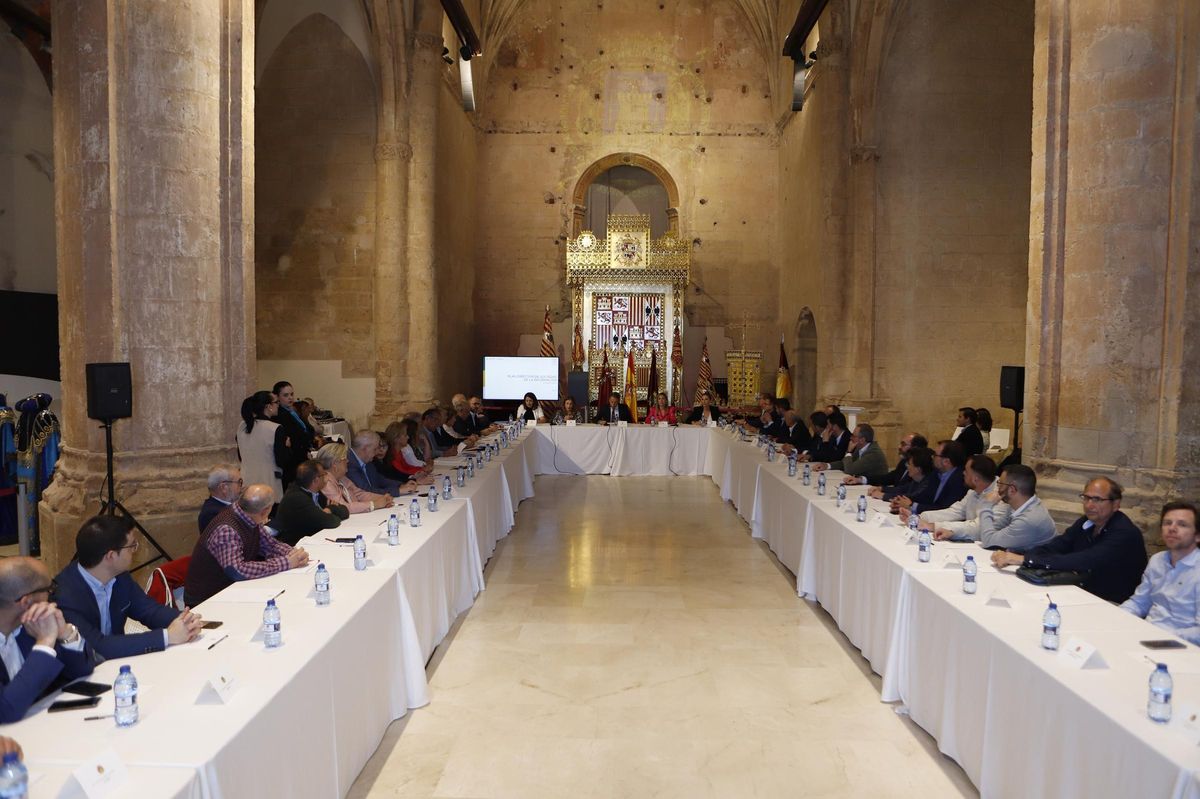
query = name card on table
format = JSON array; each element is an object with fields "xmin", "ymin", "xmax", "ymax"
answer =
[
  {"xmin": 566, "ymin": 420, "xmax": 577, "ymax": 427},
  {"xmin": 985, "ymin": 589, "xmax": 1012, "ymax": 608},
  {"xmin": 196, "ymin": 669, "xmax": 240, "ymax": 705},
  {"xmin": 72, "ymin": 749, "xmax": 128, "ymax": 799},
  {"xmin": 873, "ymin": 512, "xmax": 895, "ymax": 527},
  {"xmin": 658, "ymin": 421, "xmax": 669, "ymax": 428},
  {"xmin": 707, "ymin": 420, "xmax": 718, "ymax": 428},
  {"xmin": 617, "ymin": 420, "xmax": 628, "ymax": 428},
  {"xmin": 943, "ymin": 552, "xmax": 963, "ymax": 569},
  {"xmin": 526, "ymin": 419, "xmax": 537, "ymax": 427},
  {"xmin": 1059, "ymin": 637, "xmax": 1108, "ymax": 670}
]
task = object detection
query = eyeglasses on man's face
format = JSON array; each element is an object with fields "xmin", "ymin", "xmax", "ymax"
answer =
[
  {"xmin": 10, "ymin": 579, "xmax": 57, "ymax": 602},
  {"xmin": 1079, "ymin": 493, "xmax": 1114, "ymax": 504}
]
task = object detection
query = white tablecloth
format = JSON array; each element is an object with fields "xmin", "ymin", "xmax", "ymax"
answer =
[
  {"xmin": 748, "ymin": 459, "xmax": 812, "ymax": 577},
  {"xmin": 529, "ymin": 425, "xmax": 717, "ymax": 476}
]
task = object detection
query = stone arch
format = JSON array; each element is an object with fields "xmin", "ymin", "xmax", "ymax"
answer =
[
  {"xmin": 793, "ymin": 307, "xmax": 818, "ymax": 415},
  {"xmin": 256, "ymin": 0, "xmax": 375, "ymax": 84},
  {"xmin": 570, "ymin": 153, "xmax": 680, "ymax": 237}
]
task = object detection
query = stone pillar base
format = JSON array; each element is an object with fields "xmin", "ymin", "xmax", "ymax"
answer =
[{"xmin": 38, "ymin": 444, "xmax": 234, "ymax": 572}]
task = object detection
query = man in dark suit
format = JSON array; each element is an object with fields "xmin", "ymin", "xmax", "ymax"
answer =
[
  {"xmin": 598, "ymin": 392, "xmax": 633, "ymax": 425},
  {"xmin": 761, "ymin": 399, "xmax": 790, "ymax": 439},
  {"xmin": 56, "ymin": 515, "xmax": 202, "ymax": 660},
  {"xmin": 775, "ymin": 409, "xmax": 812, "ymax": 451},
  {"xmin": 685, "ymin": 389, "xmax": 722, "ymax": 425},
  {"xmin": 348, "ymin": 431, "xmax": 405, "ymax": 495},
  {"xmin": 880, "ymin": 447, "xmax": 940, "ymax": 509},
  {"xmin": 955, "ymin": 407, "xmax": 985, "ymax": 457},
  {"xmin": 199, "ymin": 464, "xmax": 242, "ymax": 534},
  {"xmin": 814, "ymin": 424, "xmax": 890, "ymax": 481},
  {"xmin": 889, "ymin": 440, "xmax": 968, "ymax": 513},
  {"xmin": 804, "ymin": 411, "xmax": 852, "ymax": 463},
  {"xmin": 468, "ymin": 396, "xmax": 498, "ymax": 436},
  {"xmin": 743, "ymin": 393, "xmax": 777, "ymax": 430},
  {"xmin": 0, "ymin": 557, "xmax": 94, "ymax": 722},
  {"xmin": 273, "ymin": 460, "xmax": 349, "ymax": 546},
  {"xmin": 856, "ymin": 432, "xmax": 927, "ymax": 488},
  {"xmin": 273, "ymin": 381, "xmax": 320, "ymax": 487}
]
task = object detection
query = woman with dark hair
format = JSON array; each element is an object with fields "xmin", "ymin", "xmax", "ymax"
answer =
[
  {"xmin": 235, "ymin": 391, "xmax": 290, "ymax": 502},
  {"xmin": 553, "ymin": 396, "xmax": 583, "ymax": 425},
  {"xmin": 976, "ymin": 407, "xmax": 994, "ymax": 451},
  {"xmin": 519, "ymin": 392, "xmax": 544, "ymax": 422}
]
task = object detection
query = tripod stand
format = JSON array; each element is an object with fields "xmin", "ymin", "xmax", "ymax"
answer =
[{"xmin": 98, "ymin": 418, "xmax": 172, "ymax": 574}]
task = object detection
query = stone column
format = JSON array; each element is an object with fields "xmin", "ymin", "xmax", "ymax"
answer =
[
  {"xmin": 404, "ymin": 29, "xmax": 443, "ymax": 407},
  {"xmin": 40, "ymin": 0, "xmax": 254, "ymax": 570},
  {"xmin": 1026, "ymin": 0, "xmax": 1200, "ymax": 535}
]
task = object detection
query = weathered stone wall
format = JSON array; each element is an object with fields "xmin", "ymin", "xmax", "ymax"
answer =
[
  {"xmin": 473, "ymin": 0, "xmax": 782, "ymax": 389},
  {"xmin": 255, "ymin": 14, "xmax": 377, "ymax": 379},
  {"xmin": 1026, "ymin": 0, "xmax": 1200, "ymax": 536},
  {"xmin": 872, "ymin": 0, "xmax": 1033, "ymax": 445}
]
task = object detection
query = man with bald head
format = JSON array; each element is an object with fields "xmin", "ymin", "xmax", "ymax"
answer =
[
  {"xmin": 991, "ymin": 476, "xmax": 1147, "ymax": 602},
  {"xmin": 0, "ymin": 557, "xmax": 94, "ymax": 722},
  {"xmin": 184, "ymin": 484, "xmax": 310, "ymax": 607}
]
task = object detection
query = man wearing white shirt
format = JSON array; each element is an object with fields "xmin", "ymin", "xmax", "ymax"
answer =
[
  {"xmin": 0, "ymin": 557, "xmax": 94, "ymax": 721},
  {"xmin": 1121, "ymin": 501, "xmax": 1200, "ymax": 644},
  {"xmin": 971, "ymin": 464, "xmax": 1056, "ymax": 550},
  {"xmin": 911, "ymin": 455, "xmax": 999, "ymax": 541}
]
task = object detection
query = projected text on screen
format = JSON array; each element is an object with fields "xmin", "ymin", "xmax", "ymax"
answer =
[{"xmin": 482, "ymin": 357, "xmax": 560, "ymax": 400}]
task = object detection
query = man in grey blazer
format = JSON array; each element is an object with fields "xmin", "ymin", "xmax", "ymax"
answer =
[
  {"xmin": 972, "ymin": 463, "xmax": 1056, "ymax": 550},
  {"xmin": 812, "ymin": 423, "xmax": 889, "ymax": 481}
]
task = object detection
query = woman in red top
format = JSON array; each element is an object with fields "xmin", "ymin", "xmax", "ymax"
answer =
[
  {"xmin": 384, "ymin": 420, "xmax": 427, "ymax": 477},
  {"xmin": 645, "ymin": 392, "xmax": 677, "ymax": 425}
]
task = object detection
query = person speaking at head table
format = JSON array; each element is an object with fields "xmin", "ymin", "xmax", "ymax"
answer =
[
  {"xmin": 684, "ymin": 390, "xmax": 721, "ymax": 425},
  {"xmin": 0, "ymin": 557, "xmax": 94, "ymax": 722},
  {"xmin": 55, "ymin": 515, "xmax": 203, "ymax": 659},
  {"xmin": 184, "ymin": 484, "xmax": 310, "ymax": 607},
  {"xmin": 518, "ymin": 393, "xmax": 544, "ymax": 422},
  {"xmin": 645, "ymin": 392, "xmax": 676, "ymax": 425},
  {"xmin": 598, "ymin": 392, "xmax": 632, "ymax": 425}
]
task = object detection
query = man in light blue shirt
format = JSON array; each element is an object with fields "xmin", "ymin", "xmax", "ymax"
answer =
[{"xmin": 1121, "ymin": 501, "xmax": 1200, "ymax": 644}]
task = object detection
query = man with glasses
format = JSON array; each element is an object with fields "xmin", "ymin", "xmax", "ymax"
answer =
[
  {"xmin": 199, "ymin": 464, "xmax": 242, "ymax": 534},
  {"xmin": 56, "ymin": 515, "xmax": 203, "ymax": 659},
  {"xmin": 0, "ymin": 556, "xmax": 94, "ymax": 721},
  {"xmin": 991, "ymin": 476, "xmax": 1147, "ymax": 602},
  {"xmin": 960, "ymin": 463, "xmax": 1055, "ymax": 550},
  {"xmin": 812, "ymin": 424, "xmax": 888, "ymax": 480}
]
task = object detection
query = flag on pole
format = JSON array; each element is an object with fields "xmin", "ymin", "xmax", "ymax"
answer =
[
  {"xmin": 775, "ymin": 335, "xmax": 792, "ymax": 401},
  {"xmin": 671, "ymin": 325, "xmax": 684, "ymax": 368},
  {"xmin": 540, "ymin": 306, "xmax": 555, "ymax": 358},
  {"xmin": 647, "ymin": 346, "xmax": 659, "ymax": 403},
  {"xmin": 598, "ymin": 349, "xmax": 613, "ymax": 409},
  {"xmin": 694, "ymin": 337, "xmax": 713, "ymax": 406},
  {"xmin": 624, "ymin": 350, "xmax": 639, "ymax": 423}
]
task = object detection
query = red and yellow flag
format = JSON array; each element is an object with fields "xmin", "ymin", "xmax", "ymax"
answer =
[
  {"xmin": 624, "ymin": 350, "xmax": 639, "ymax": 423},
  {"xmin": 775, "ymin": 335, "xmax": 792, "ymax": 401}
]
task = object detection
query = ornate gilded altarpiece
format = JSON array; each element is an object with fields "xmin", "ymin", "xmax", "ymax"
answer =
[{"xmin": 566, "ymin": 215, "xmax": 690, "ymax": 407}]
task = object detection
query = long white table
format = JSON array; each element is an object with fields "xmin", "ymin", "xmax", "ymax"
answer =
[{"xmin": 3, "ymin": 429, "xmax": 537, "ymax": 798}]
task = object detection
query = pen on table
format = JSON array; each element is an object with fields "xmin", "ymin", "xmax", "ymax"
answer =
[
  {"xmin": 85, "ymin": 714, "xmax": 114, "ymax": 721},
  {"xmin": 271, "ymin": 588, "xmax": 286, "ymax": 600},
  {"xmin": 208, "ymin": 634, "xmax": 229, "ymax": 650}
]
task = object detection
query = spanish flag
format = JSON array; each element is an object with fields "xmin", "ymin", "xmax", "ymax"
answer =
[
  {"xmin": 776, "ymin": 335, "xmax": 792, "ymax": 402},
  {"xmin": 624, "ymin": 350, "xmax": 639, "ymax": 423}
]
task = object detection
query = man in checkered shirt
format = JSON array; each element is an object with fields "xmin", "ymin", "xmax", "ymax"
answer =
[{"xmin": 184, "ymin": 484, "xmax": 309, "ymax": 606}]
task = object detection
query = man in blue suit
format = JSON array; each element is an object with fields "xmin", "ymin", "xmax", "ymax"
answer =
[
  {"xmin": 347, "ymin": 430, "xmax": 404, "ymax": 495},
  {"xmin": 56, "ymin": 515, "xmax": 203, "ymax": 660},
  {"xmin": 0, "ymin": 556, "xmax": 94, "ymax": 722}
]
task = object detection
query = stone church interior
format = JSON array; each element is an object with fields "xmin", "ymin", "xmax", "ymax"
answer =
[{"xmin": 0, "ymin": 0, "xmax": 1197, "ymax": 796}]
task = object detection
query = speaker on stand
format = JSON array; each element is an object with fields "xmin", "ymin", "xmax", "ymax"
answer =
[
  {"xmin": 85, "ymin": 363, "xmax": 172, "ymax": 573},
  {"xmin": 998, "ymin": 365, "xmax": 1025, "ymax": 467}
]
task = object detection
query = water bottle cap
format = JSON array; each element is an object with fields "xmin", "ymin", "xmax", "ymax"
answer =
[
  {"xmin": 1157, "ymin": 663, "xmax": 1169, "ymax": 671},
  {"xmin": 1047, "ymin": 602, "xmax": 1057, "ymax": 609},
  {"xmin": 317, "ymin": 562, "xmax": 326, "ymax": 570},
  {"xmin": 965, "ymin": 555, "xmax": 975, "ymax": 561},
  {"xmin": 119, "ymin": 665, "xmax": 131, "ymax": 673},
  {"xmin": 390, "ymin": 513, "xmax": 397, "ymax": 519},
  {"xmin": 267, "ymin": 598, "xmax": 276, "ymax": 607},
  {"xmin": 1, "ymin": 752, "xmax": 17, "ymax": 764},
  {"xmin": 356, "ymin": 533, "xmax": 364, "ymax": 540}
]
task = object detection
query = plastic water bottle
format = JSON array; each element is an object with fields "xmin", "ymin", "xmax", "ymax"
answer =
[
  {"xmin": 353, "ymin": 534, "xmax": 367, "ymax": 570},
  {"xmin": 442, "ymin": 475, "xmax": 452, "ymax": 500},
  {"xmin": 787, "ymin": 455, "xmax": 797, "ymax": 477},
  {"xmin": 409, "ymin": 497, "xmax": 421, "ymax": 527},
  {"xmin": 962, "ymin": 556, "xmax": 978, "ymax": 594},
  {"xmin": 817, "ymin": 472, "xmax": 826, "ymax": 496},
  {"xmin": 802, "ymin": 463, "xmax": 811, "ymax": 486},
  {"xmin": 908, "ymin": 514, "xmax": 919, "ymax": 533},
  {"xmin": 428, "ymin": 485, "xmax": 439, "ymax": 512},
  {"xmin": 263, "ymin": 599, "xmax": 281, "ymax": 648},
  {"xmin": 387, "ymin": 513, "xmax": 400, "ymax": 545},
  {"xmin": 767, "ymin": 442, "xmax": 776, "ymax": 462},
  {"xmin": 1041, "ymin": 601, "xmax": 1060, "ymax": 650},
  {"xmin": 1149, "ymin": 663, "xmax": 1173, "ymax": 723},
  {"xmin": 456, "ymin": 465, "xmax": 466, "ymax": 487},
  {"xmin": 113, "ymin": 665, "xmax": 139, "ymax": 727},
  {"xmin": 314, "ymin": 563, "xmax": 330, "ymax": 605},
  {"xmin": 0, "ymin": 751, "xmax": 28, "ymax": 798},
  {"xmin": 856, "ymin": 494, "xmax": 868, "ymax": 522},
  {"xmin": 836, "ymin": 484, "xmax": 847, "ymax": 507},
  {"xmin": 917, "ymin": 528, "xmax": 932, "ymax": 562}
]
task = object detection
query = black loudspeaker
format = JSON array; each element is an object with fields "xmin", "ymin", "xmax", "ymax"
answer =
[
  {"xmin": 86, "ymin": 362, "xmax": 133, "ymax": 420},
  {"xmin": 999, "ymin": 365, "xmax": 1024, "ymax": 412}
]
